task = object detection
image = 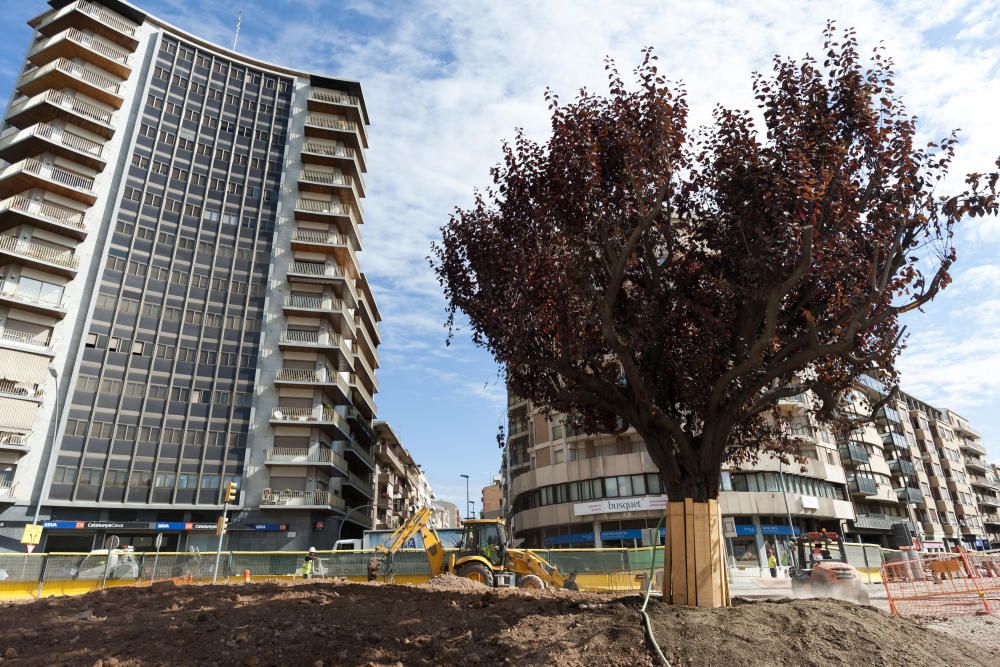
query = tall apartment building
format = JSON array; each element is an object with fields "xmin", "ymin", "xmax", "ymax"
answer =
[
  {"xmin": 502, "ymin": 378, "xmax": 995, "ymax": 567},
  {"xmin": 0, "ymin": 0, "xmax": 381, "ymax": 553}
]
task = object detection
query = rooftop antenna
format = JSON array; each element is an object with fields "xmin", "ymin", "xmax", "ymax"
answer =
[{"xmin": 233, "ymin": 11, "xmax": 242, "ymax": 51}]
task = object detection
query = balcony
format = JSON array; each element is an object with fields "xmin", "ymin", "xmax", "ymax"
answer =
[
  {"xmin": 0, "ymin": 158, "xmax": 97, "ymax": 205},
  {"xmin": 787, "ymin": 422, "xmax": 817, "ymax": 443},
  {"xmin": 0, "ymin": 327, "xmax": 52, "ymax": 352},
  {"xmin": 293, "ymin": 197, "xmax": 355, "ymax": 230},
  {"xmin": 344, "ymin": 471, "xmax": 374, "ymax": 498},
  {"xmin": 31, "ymin": 0, "xmax": 141, "ymax": 50},
  {"xmin": 970, "ymin": 474, "xmax": 1000, "ymax": 491},
  {"xmin": 857, "ymin": 374, "xmax": 888, "ymax": 395},
  {"xmin": 298, "ymin": 167, "xmax": 364, "ymax": 200},
  {"xmin": 287, "ymin": 258, "xmax": 349, "ymax": 283},
  {"xmin": 303, "ymin": 114, "xmax": 366, "ymax": 150},
  {"xmin": 354, "ymin": 314, "xmax": 377, "ymax": 359},
  {"xmin": 376, "ymin": 443, "xmax": 405, "ymax": 476},
  {"xmin": 265, "ymin": 447, "xmax": 348, "ymax": 475},
  {"xmin": 877, "ymin": 406, "xmax": 902, "ymax": 424},
  {"xmin": 888, "ymin": 458, "xmax": 916, "ymax": 476},
  {"xmin": 848, "ymin": 475, "xmax": 878, "ymax": 497},
  {"xmin": 277, "ymin": 329, "xmax": 352, "ymax": 370},
  {"xmin": 350, "ymin": 375, "xmax": 376, "ymax": 418},
  {"xmin": 17, "ymin": 58, "xmax": 124, "ymax": 108},
  {"xmin": 838, "ymin": 442, "xmax": 870, "ymax": 465},
  {"xmin": 28, "ymin": 27, "xmax": 133, "ymax": 79},
  {"xmin": 0, "ymin": 431, "xmax": 30, "ymax": 454},
  {"xmin": 282, "ymin": 294, "xmax": 350, "ymax": 331},
  {"xmin": 348, "ymin": 406, "xmax": 376, "ymax": 444},
  {"xmin": 777, "ymin": 392, "xmax": 809, "ymax": 410},
  {"xmin": 880, "ymin": 431, "xmax": 909, "ymax": 450},
  {"xmin": 307, "ymin": 88, "xmax": 366, "ymax": 139},
  {"xmin": 353, "ymin": 347, "xmax": 379, "ymax": 392},
  {"xmin": 0, "ymin": 235, "xmax": 79, "ymax": 277},
  {"xmin": 0, "ymin": 195, "xmax": 88, "ymax": 240},
  {"xmin": 300, "ymin": 140, "xmax": 366, "ymax": 175},
  {"xmin": 0, "ymin": 280, "xmax": 66, "ymax": 317},
  {"xmin": 965, "ymin": 455, "xmax": 988, "ymax": 472},
  {"xmin": 269, "ymin": 405, "xmax": 349, "ymax": 438},
  {"xmin": 345, "ymin": 437, "xmax": 374, "ymax": 471},
  {"xmin": 290, "ymin": 228, "xmax": 358, "ymax": 269},
  {"xmin": 959, "ymin": 437, "xmax": 987, "ymax": 456},
  {"xmin": 0, "ymin": 379, "xmax": 43, "ymax": 403},
  {"xmin": 983, "ymin": 512, "xmax": 1000, "ymax": 526},
  {"xmin": 259, "ymin": 488, "xmax": 346, "ymax": 511},
  {"xmin": 895, "ymin": 487, "xmax": 923, "ymax": 503},
  {"xmin": 0, "ymin": 481, "xmax": 16, "ymax": 503},
  {"xmin": 274, "ymin": 367, "xmax": 350, "ymax": 403},
  {"xmin": 976, "ymin": 494, "xmax": 1000, "ymax": 509},
  {"xmin": 509, "ymin": 418, "xmax": 530, "ymax": 439},
  {"xmin": 0, "ymin": 123, "xmax": 106, "ymax": 171},
  {"xmin": 6, "ymin": 89, "xmax": 115, "ymax": 139},
  {"xmin": 853, "ymin": 513, "xmax": 907, "ymax": 531}
]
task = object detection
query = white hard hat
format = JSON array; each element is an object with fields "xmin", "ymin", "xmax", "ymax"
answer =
[{"xmin": 308, "ymin": 547, "xmax": 316, "ymax": 553}]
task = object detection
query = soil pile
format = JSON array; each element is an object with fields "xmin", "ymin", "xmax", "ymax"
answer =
[
  {"xmin": 647, "ymin": 597, "xmax": 996, "ymax": 666},
  {"xmin": 0, "ymin": 580, "xmax": 994, "ymax": 666},
  {"xmin": 423, "ymin": 573, "xmax": 487, "ymax": 591}
]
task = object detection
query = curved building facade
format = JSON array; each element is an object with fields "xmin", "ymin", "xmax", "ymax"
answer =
[{"xmin": 0, "ymin": 0, "xmax": 380, "ymax": 553}]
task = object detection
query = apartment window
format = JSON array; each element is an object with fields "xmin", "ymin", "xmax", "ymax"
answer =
[
  {"xmin": 178, "ymin": 236, "xmax": 195, "ymax": 250},
  {"xmin": 178, "ymin": 137, "xmax": 195, "ymax": 151},
  {"xmin": 120, "ymin": 297, "xmax": 139, "ymax": 313},
  {"xmin": 190, "ymin": 81, "xmax": 205, "ymax": 95},
  {"xmin": 141, "ymin": 303, "xmax": 161, "ymax": 319},
  {"xmin": 178, "ymin": 347, "xmax": 196, "ymax": 362},
  {"xmin": 165, "ymin": 101, "xmax": 182, "ymax": 116},
  {"xmin": 127, "ymin": 261, "xmax": 147, "ymax": 278},
  {"xmin": 184, "ymin": 310, "xmax": 203, "ymax": 325},
  {"xmin": 191, "ymin": 173, "xmax": 207, "ymax": 187},
  {"xmin": 65, "ymin": 419, "xmax": 89, "ymax": 437},
  {"xmin": 203, "ymin": 115, "xmax": 218, "ymax": 129},
  {"xmin": 148, "ymin": 385, "xmax": 168, "ymax": 400},
  {"xmin": 129, "ymin": 472, "xmax": 153, "ymax": 489},
  {"xmin": 158, "ymin": 130, "xmax": 176, "ymax": 144},
  {"xmin": 77, "ymin": 375, "xmax": 99, "ymax": 393},
  {"xmin": 155, "ymin": 473, "xmax": 175, "ymax": 488},
  {"xmin": 202, "ymin": 474, "xmax": 220, "ymax": 489},
  {"xmin": 153, "ymin": 66, "xmax": 169, "ymax": 81},
  {"xmin": 109, "ymin": 337, "xmax": 132, "ymax": 353},
  {"xmin": 165, "ymin": 198, "xmax": 183, "ymax": 213},
  {"xmin": 163, "ymin": 306, "xmax": 183, "ymax": 322},
  {"xmin": 170, "ymin": 271, "xmax": 189, "ymax": 286},
  {"xmin": 197, "ymin": 55, "xmax": 211, "ymax": 68},
  {"xmin": 205, "ymin": 313, "xmax": 223, "ymax": 328},
  {"xmin": 131, "ymin": 154, "xmax": 150, "ymax": 169},
  {"xmin": 178, "ymin": 474, "xmax": 195, "ymax": 489},
  {"xmin": 125, "ymin": 382, "xmax": 145, "ymax": 398},
  {"xmin": 123, "ymin": 186, "xmax": 142, "ymax": 202},
  {"xmin": 237, "ymin": 124, "xmax": 252, "ymax": 138},
  {"xmin": 184, "ymin": 203, "xmax": 202, "ymax": 218},
  {"xmin": 215, "ymin": 148, "xmax": 231, "ymax": 161},
  {"xmin": 136, "ymin": 226, "xmax": 155, "ymax": 241},
  {"xmin": 171, "ymin": 74, "xmax": 189, "ymax": 88},
  {"xmin": 208, "ymin": 88, "xmax": 223, "ymax": 101},
  {"xmin": 155, "ymin": 344, "xmax": 175, "ymax": 359},
  {"xmin": 144, "ymin": 192, "xmax": 163, "ymax": 207},
  {"xmin": 197, "ymin": 142, "xmax": 212, "ymax": 157},
  {"xmin": 225, "ymin": 93, "xmax": 239, "ymax": 106},
  {"xmin": 170, "ymin": 387, "xmax": 190, "ymax": 402},
  {"xmin": 199, "ymin": 350, "xmax": 217, "ymax": 364},
  {"xmin": 53, "ymin": 466, "xmax": 78, "ymax": 485}
]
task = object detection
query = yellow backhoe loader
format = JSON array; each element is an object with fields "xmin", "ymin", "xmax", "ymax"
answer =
[{"xmin": 373, "ymin": 507, "xmax": 578, "ymax": 590}]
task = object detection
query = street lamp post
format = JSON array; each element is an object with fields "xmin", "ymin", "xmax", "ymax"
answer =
[
  {"xmin": 468, "ymin": 500, "xmax": 476, "ymax": 519},
  {"xmin": 31, "ymin": 367, "xmax": 60, "ymax": 525},
  {"xmin": 460, "ymin": 474, "xmax": 470, "ymax": 520}
]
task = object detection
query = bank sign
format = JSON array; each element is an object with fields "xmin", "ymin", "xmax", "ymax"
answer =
[{"xmin": 573, "ymin": 495, "xmax": 669, "ymax": 517}]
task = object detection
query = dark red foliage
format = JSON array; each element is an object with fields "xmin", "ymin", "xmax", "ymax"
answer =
[{"xmin": 431, "ymin": 27, "xmax": 1000, "ymax": 500}]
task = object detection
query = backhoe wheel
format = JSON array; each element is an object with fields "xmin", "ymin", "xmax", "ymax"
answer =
[
  {"xmin": 518, "ymin": 574, "xmax": 545, "ymax": 590},
  {"xmin": 459, "ymin": 563, "xmax": 493, "ymax": 586}
]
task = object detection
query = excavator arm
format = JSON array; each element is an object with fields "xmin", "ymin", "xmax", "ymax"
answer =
[
  {"xmin": 374, "ymin": 507, "xmax": 446, "ymax": 578},
  {"xmin": 505, "ymin": 548, "xmax": 579, "ymax": 590}
]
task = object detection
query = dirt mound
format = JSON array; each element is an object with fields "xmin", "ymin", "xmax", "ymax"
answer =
[
  {"xmin": 424, "ymin": 572, "xmax": 487, "ymax": 591},
  {"xmin": 0, "ymin": 581, "xmax": 993, "ymax": 666},
  {"xmin": 647, "ymin": 596, "xmax": 996, "ymax": 666}
]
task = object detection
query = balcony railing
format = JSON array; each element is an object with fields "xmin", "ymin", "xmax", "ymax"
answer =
[
  {"xmin": 295, "ymin": 198, "xmax": 352, "ymax": 217},
  {"xmin": 32, "ymin": 26, "xmax": 132, "ymax": 66},
  {"xmin": 306, "ymin": 115, "xmax": 358, "ymax": 132},
  {"xmin": 0, "ymin": 280, "xmax": 64, "ymax": 309},
  {"xmin": 270, "ymin": 405, "xmax": 347, "ymax": 432},
  {"xmin": 347, "ymin": 471, "xmax": 373, "ymax": 496},
  {"xmin": 880, "ymin": 431, "xmax": 908, "ymax": 450},
  {"xmin": 3, "ymin": 158, "xmax": 96, "ymax": 195},
  {"xmin": 302, "ymin": 142, "xmax": 356, "ymax": 159},
  {"xmin": 0, "ymin": 379, "xmax": 40, "ymax": 399},
  {"xmin": 20, "ymin": 58, "xmax": 122, "ymax": 96},
  {"xmin": 0, "ymin": 195, "xmax": 87, "ymax": 231},
  {"xmin": 0, "ymin": 327, "xmax": 51, "ymax": 348},
  {"xmin": 265, "ymin": 447, "xmax": 347, "ymax": 470},
  {"xmin": 0, "ymin": 481, "xmax": 16, "ymax": 501},
  {"xmin": 376, "ymin": 443, "xmax": 404, "ymax": 473},
  {"xmin": 853, "ymin": 513, "xmax": 914, "ymax": 531},
  {"xmin": 260, "ymin": 488, "xmax": 345, "ymax": 510},
  {"xmin": 0, "ymin": 235, "xmax": 79, "ymax": 269},
  {"xmin": 76, "ymin": 0, "xmax": 139, "ymax": 37},
  {"xmin": 0, "ymin": 431, "xmax": 30, "ymax": 448},
  {"xmin": 888, "ymin": 458, "xmax": 916, "ymax": 476},
  {"xmin": 292, "ymin": 229, "xmax": 351, "ymax": 246},
  {"xmin": 838, "ymin": 442, "xmax": 870, "ymax": 464},
  {"xmin": 288, "ymin": 261, "xmax": 346, "ymax": 280},
  {"xmin": 8, "ymin": 89, "xmax": 114, "ymax": 127},
  {"xmin": 848, "ymin": 476, "xmax": 878, "ymax": 496},
  {"xmin": 299, "ymin": 169, "xmax": 352, "ymax": 188},
  {"xmin": 275, "ymin": 367, "xmax": 347, "ymax": 392},
  {"xmin": 308, "ymin": 89, "xmax": 361, "ymax": 107},
  {"xmin": 345, "ymin": 438, "xmax": 374, "ymax": 469},
  {"xmin": 895, "ymin": 487, "xmax": 923, "ymax": 503},
  {"xmin": 858, "ymin": 374, "xmax": 888, "ymax": 395},
  {"xmin": 0, "ymin": 122, "xmax": 104, "ymax": 158}
]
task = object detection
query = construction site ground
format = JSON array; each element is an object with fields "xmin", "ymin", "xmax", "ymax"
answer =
[{"xmin": 0, "ymin": 576, "xmax": 996, "ymax": 666}]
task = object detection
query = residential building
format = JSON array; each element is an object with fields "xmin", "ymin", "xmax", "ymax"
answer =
[
  {"xmin": 481, "ymin": 478, "xmax": 502, "ymax": 519},
  {"xmin": 502, "ymin": 380, "xmax": 995, "ymax": 568},
  {"xmin": 431, "ymin": 499, "xmax": 460, "ymax": 529},
  {"xmin": 0, "ymin": 0, "xmax": 380, "ymax": 553},
  {"xmin": 372, "ymin": 420, "xmax": 437, "ymax": 530}
]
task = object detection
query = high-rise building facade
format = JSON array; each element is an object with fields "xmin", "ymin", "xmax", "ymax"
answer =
[
  {"xmin": 502, "ymin": 378, "xmax": 996, "ymax": 567},
  {"xmin": 0, "ymin": 0, "xmax": 381, "ymax": 553}
]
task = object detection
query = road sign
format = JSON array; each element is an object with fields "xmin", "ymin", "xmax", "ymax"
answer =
[
  {"xmin": 20, "ymin": 523, "xmax": 42, "ymax": 545},
  {"xmin": 722, "ymin": 517, "xmax": 737, "ymax": 539}
]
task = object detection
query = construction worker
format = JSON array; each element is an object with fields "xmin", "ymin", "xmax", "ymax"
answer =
[{"xmin": 302, "ymin": 546, "xmax": 319, "ymax": 579}]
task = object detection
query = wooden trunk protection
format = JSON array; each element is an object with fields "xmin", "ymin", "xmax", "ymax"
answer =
[{"xmin": 663, "ymin": 499, "xmax": 731, "ymax": 607}]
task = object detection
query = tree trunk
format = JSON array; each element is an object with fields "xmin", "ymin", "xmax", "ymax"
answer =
[
  {"xmin": 645, "ymin": 436, "xmax": 730, "ymax": 607},
  {"xmin": 662, "ymin": 499, "xmax": 730, "ymax": 607}
]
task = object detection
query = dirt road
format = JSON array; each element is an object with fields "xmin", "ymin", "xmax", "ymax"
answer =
[{"xmin": 0, "ymin": 578, "xmax": 994, "ymax": 666}]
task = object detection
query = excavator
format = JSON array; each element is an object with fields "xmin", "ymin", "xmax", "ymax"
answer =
[
  {"xmin": 788, "ymin": 530, "xmax": 869, "ymax": 604},
  {"xmin": 373, "ymin": 507, "xmax": 579, "ymax": 590}
]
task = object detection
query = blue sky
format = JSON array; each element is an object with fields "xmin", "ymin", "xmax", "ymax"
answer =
[{"xmin": 2, "ymin": 0, "xmax": 999, "ymax": 509}]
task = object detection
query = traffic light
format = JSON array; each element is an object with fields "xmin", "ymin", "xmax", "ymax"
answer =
[
  {"xmin": 224, "ymin": 481, "xmax": 239, "ymax": 503},
  {"xmin": 216, "ymin": 515, "xmax": 229, "ymax": 536}
]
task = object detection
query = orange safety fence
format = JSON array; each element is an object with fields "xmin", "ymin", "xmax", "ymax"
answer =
[{"xmin": 881, "ymin": 550, "xmax": 1000, "ymax": 616}]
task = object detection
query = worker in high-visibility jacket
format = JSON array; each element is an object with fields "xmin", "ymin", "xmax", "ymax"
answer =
[{"xmin": 301, "ymin": 547, "xmax": 318, "ymax": 579}]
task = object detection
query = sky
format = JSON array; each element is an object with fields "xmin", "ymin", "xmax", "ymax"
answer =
[{"xmin": 2, "ymin": 0, "xmax": 999, "ymax": 510}]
